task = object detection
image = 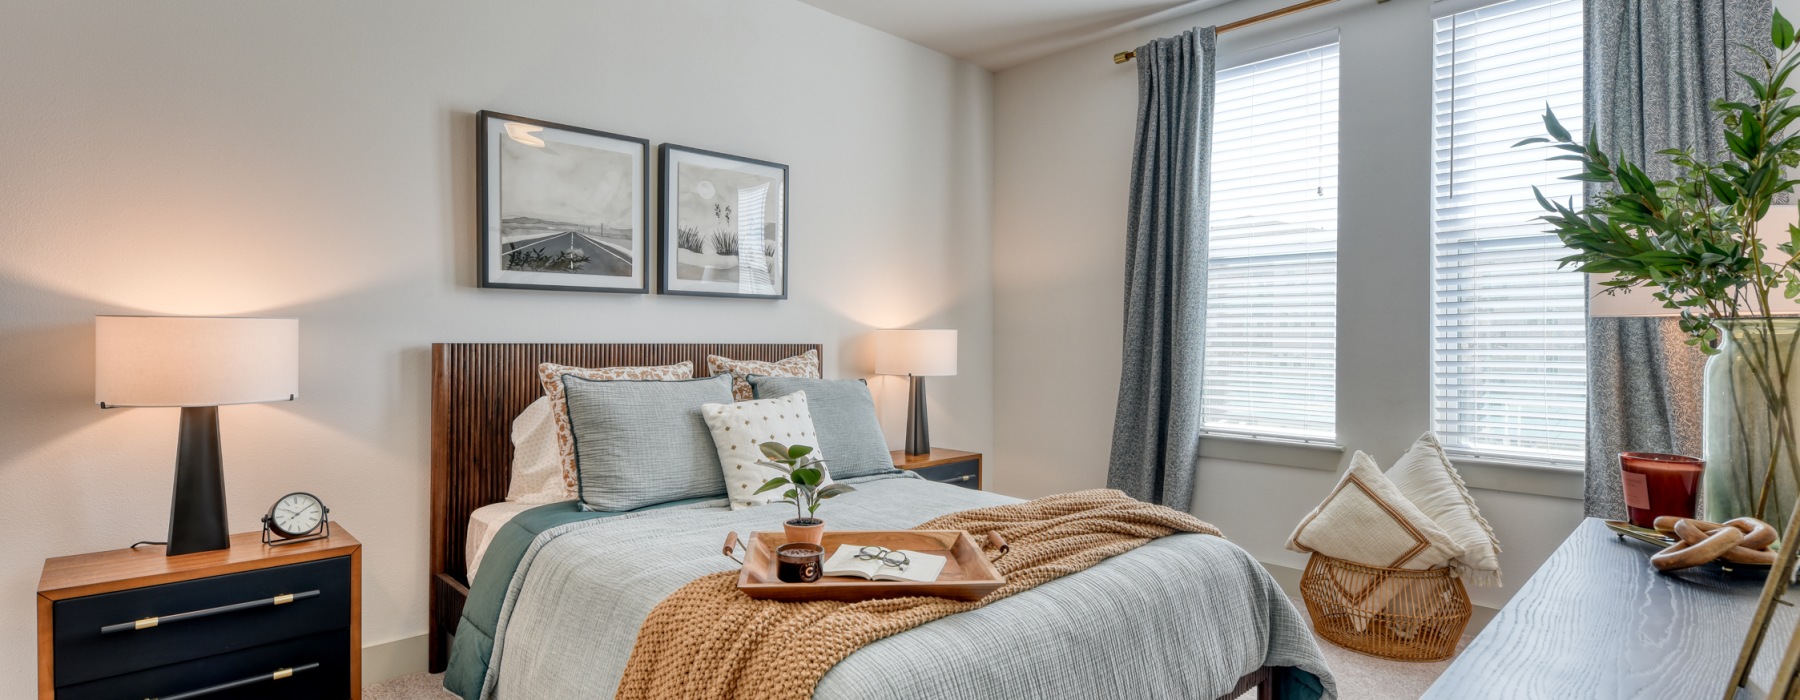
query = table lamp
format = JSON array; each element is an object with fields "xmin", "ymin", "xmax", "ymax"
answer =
[
  {"xmin": 875, "ymin": 329, "xmax": 957, "ymax": 456},
  {"xmin": 95, "ymin": 316, "xmax": 299, "ymax": 556}
]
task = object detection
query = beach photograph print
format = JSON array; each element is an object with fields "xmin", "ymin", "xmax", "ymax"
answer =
[
  {"xmin": 478, "ymin": 111, "xmax": 649, "ymax": 293},
  {"xmin": 659, "ymin": 144, "xmax": 788, "ymax": 299}
]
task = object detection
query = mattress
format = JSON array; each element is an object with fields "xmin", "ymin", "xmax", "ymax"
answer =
[{"xmin": 466, "ymin": 501, "xmax": 560, "ymax": 581}]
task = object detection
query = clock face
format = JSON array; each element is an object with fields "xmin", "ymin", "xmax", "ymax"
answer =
[{"xmin": 270, "ymin": 493, "xmax": 324, "ymax": 537}]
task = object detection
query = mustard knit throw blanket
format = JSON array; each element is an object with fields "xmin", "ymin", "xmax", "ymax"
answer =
[{"xmin": 614, "ymin": 489, "xmax": 1223, "ymax": 700}]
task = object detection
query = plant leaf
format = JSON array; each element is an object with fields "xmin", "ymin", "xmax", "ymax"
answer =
[
  {"xmin": 759, "ymin": 442, "xmax": 790, "ymax": 461},
  {"xmin": 753, "ymin": 477, "xmax": 790, "ymax": 495},
  {"xmin": 1777, "ymin": 9, "xmax": 1795, "ymax": 51},
  {"xmin": 787, "ymin": 444, "xmax": 814, "ymax": 459},
  {"xmin": 1542, "ymin": 104, "xmax": 1571, "ymax": 142},
  {"xmin": 816, "ymin": 484, "xmax": 857, "ymax": 500}
]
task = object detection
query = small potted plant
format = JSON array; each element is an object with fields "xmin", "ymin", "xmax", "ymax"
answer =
[{"xmin": 753, "ymin": 442, "xmax": 854, "ymax": 546}]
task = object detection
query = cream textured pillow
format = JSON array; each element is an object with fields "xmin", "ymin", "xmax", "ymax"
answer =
[
  {"xmin": 707, "ymin": 350, "xmax": 820, "ymax": 401},
  {"xmin": 504, "ymin": 397, "xmax": 568, "ymax": 504},
  {"xmin": 1286, "ymin": 451, "xmax": 1465, "ymax": 571},
  {"xmin": 537, "ymin": 361, "xmax": 694, "ymax": 496},
  {"xmin": 1386, "ymin": 432, "xmax": 1503, "ymax": 585},
  {"xmin": 700, "ymin": 392, "xmax": 830, "ymax": 510}
]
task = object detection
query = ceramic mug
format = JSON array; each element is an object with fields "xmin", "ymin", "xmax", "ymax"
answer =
[{"xmin": 776, "ymin": 542, "xmax": 824, "ymax": 583}]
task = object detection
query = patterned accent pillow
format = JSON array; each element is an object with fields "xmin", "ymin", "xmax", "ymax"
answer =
[
  {"xmin": 538, "ymin": 361, "xmax": 694, "ymax": 497},
  {"xmin": 699, "ymin": 392, "xmax": 831, "ymax": 510},
  {"xmin": 1285, "ymin": 450, "xmax": 1464, "ymax": 571},
  {"xmin": 1386, "ymin": 432, "xmax": 1502, "ymax": 586},
  {"xmin": 707, "ymin": 350, "xmax": 819, "ymax": 401}
]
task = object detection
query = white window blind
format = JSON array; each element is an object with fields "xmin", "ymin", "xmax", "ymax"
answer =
[
  {"xmin": 1430, "ymin": 0, "xmax": 1585, "ymax": 465},
  {"xmin": 1201, "ymin": 43, "xmax": 1340, "ymax": 443}
]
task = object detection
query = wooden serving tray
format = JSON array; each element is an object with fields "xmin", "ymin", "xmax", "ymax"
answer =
[{"xmin": 727, "ymin": 530, "xmax": 1006, "ymax": 602}]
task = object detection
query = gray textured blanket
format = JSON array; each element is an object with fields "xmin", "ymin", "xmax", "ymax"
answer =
[{"xmin": 478, "ymin": 475, "xmax": 1334, "ymax": 699}]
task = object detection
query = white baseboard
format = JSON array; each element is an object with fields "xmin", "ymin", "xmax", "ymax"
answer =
[
  {"xmin": 364, "ymin": 634, "xmax": 429, "ymax": 686},
  {"xmin": 1258, "ymin": 560, "xmax": 1498, "ymax": 637}
]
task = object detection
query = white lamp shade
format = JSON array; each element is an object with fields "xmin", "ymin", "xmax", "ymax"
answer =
[
  {"xmin": 95, "ymin": 316, "xmax": 299, "ymax": 407},
  {"xmin": 875, "ymin": 329, "xmax": 957, "ymax": 376},
  {"xmin": 1592, "ymin": 204, "xmax": 1800, "ymax": 316}
]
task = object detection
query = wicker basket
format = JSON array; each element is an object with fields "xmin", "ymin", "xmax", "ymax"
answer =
[{"xmin": 1298, "ymin": 553, "xmax": 1471, "ymax": 662}]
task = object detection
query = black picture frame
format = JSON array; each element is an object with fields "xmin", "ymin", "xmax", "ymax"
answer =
[
  {"xmin": 657, "ymin": 143, "xmax": 790, "ymax": 300},
  {"xmin": 477, "ymin": 111, "xmax": 651, "ymax": 294}
]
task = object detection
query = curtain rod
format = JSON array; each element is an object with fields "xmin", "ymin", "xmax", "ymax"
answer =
[{"xmin": 1112, "ymin": 0, "xmax": 1350, "ymax": 64}]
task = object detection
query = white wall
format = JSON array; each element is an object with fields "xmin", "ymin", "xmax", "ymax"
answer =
[
  {"xmin": 0, "ymin": 0, "xmax": 993, "ymax": 691},
  {"xmin": 991, "ymin": 0, "xmax": 1587, "ymax": 610}
]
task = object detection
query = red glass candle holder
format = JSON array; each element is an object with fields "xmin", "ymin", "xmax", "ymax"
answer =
[{"xmin": 1618, "ymin": 452, "xmax": 1705, "ymax": 528}]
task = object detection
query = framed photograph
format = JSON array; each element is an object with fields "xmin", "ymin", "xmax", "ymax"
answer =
[
  {"xmin": 478, "ymin": 111, "xmax": 650, "ymax": 293},
  {"xmin": 658, "ymin": 144, "xmax": 789, "ymax": 299}
]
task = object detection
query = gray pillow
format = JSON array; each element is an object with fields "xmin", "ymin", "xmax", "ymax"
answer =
[
  {"xmin": 749, "ymin": 376, "xmax": 898, "ymax": 479},
  {"xmin": 561, "ymin": 374, "xmax": 733, "ymax": 510}
]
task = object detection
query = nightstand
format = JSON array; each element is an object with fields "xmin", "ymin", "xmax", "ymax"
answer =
[
  {"xmin": 892, "ymin": 448, "xmax": 983, "ymax": 490},
  {"xmin": 37, "ymin": 524, "xmax": 361, "ymax": 699}
]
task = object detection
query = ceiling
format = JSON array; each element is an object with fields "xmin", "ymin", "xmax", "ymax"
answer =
[{"xmin": 797, "ymin": 0, "xmax": 1238, "ymax": 70}]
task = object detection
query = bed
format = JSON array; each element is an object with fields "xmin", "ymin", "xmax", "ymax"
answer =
[{"xmin": 428, "ymin": 342, "xmax": 1334, "ymax": 700}]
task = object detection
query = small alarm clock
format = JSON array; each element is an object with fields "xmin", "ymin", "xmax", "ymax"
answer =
[{"xmin": 262, "ymin": 491, "xmax": 332, "ymax": 546}]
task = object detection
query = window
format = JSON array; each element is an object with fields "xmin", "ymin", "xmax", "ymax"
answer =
[
  {"xmin": 1430, "ymin": 0, "xmax": 1585, "ymax": 465},
  {"xmin": 1201, "ymin": 43, "xmax": 1340, "ymax": 443}
]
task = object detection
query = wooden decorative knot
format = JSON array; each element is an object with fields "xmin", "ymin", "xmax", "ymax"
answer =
[{"xmin": 1649, "ymin": 516, "xmax": 1778, "ymax": 572}]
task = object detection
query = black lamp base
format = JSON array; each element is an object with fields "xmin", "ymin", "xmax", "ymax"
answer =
[
  {"xmin": 167, "ymin": 405, "xmax": 229, "ymax": 556},
  {"xmin": 905, "ymin": 375, "xmax": 931, "ymax": 457}
]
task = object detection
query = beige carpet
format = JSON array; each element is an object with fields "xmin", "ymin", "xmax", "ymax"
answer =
[
  {"xmin": 365, "ymin": 672, "xmax": 455, "ymax": 700},
  {"xmin": 366, "ymin": 606, "xmax": 1467, "ymax": 700}
]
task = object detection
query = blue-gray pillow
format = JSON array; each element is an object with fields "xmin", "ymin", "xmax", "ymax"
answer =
[
  {"xmin": 748, "ymin": 376, "xmax": 898, "ymax": 479},
  {"xmin": 561, "ymin": 374, "xmax": 733, "ymax": 510}
]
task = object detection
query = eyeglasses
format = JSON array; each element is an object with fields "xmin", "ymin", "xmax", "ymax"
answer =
[{"xmin": 855, "ymin": 545, "xmax": 910, "ymax": 571}]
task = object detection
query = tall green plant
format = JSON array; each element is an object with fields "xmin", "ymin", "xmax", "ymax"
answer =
[
  {"xmin": 1520, "ymin": 10, "xmax": 1800, "ymax": 526},
  {"xmin": 1520, "ymin": 10, "xmax": 1800, "ymax": 348}
]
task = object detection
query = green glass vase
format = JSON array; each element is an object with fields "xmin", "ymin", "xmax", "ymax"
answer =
[{"xmin": 1702, "ymin": 318, "xmax": 1800, "ymax": 524}]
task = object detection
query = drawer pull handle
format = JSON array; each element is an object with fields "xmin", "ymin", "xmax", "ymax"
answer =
[
  {"xmin": 149, "ymin": 662, "xmax": 319, "ymax": 700},
  {"xmin": 932, "ymin": 474, "xmax": 976, "ymax": 483},
  {"xmin": 102, "ymin": 590, "xmax": 321, "ymax": 634}
]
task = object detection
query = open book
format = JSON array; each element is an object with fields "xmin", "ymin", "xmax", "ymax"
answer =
[{"xmin": 822, "ymin": 544, "xmax": 948, "ymax": 583}]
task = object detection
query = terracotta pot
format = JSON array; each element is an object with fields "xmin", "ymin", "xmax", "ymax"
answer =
[{"xmin": 783, "ymin": 518, "xmax": 824, "ymax": 546}]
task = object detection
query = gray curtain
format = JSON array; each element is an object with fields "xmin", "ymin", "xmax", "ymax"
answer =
[
  {"xmin": 1582, "ymin": 0, "xmax": 1769, "ymax": 518},
  {"xmin": 1107, "ymin": 27, "xmax": 1216, "ymax": 512}
]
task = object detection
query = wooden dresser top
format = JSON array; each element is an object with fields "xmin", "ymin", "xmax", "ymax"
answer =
[
  {"xmin": 1424, "ymin": 518, "xmax": 1782, "ymax": 699},
  {"xmin": 40, "ymin": 525, "xmax": 360, "ymax": 601}
]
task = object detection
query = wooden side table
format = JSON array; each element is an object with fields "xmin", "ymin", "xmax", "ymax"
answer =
[
  {"xmin": 892, "ymin": 448, "xmax": 983, "ymax": 490},
  {"xmin": 38, "ymin": 524, "xmax": 362, "ymax": 699}
]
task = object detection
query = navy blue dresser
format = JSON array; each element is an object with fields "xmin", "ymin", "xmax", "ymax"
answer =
[
  {"xmin": 892, "ymin": 448, "xmax": 984, "ymax": 490},
  {"xmin": 38, "ymin": 525, "xmax": 361, "ymax": 699}
]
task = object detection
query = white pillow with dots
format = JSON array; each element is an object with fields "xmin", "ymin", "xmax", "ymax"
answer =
[{"xmin": 700, "ymin": 391, "xmax": 833, "ymax": 510}]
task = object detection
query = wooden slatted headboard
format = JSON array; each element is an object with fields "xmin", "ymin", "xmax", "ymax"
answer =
[{"xmin": 426, "ymin": 342, "xmax": 821, "ymax": 671}]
